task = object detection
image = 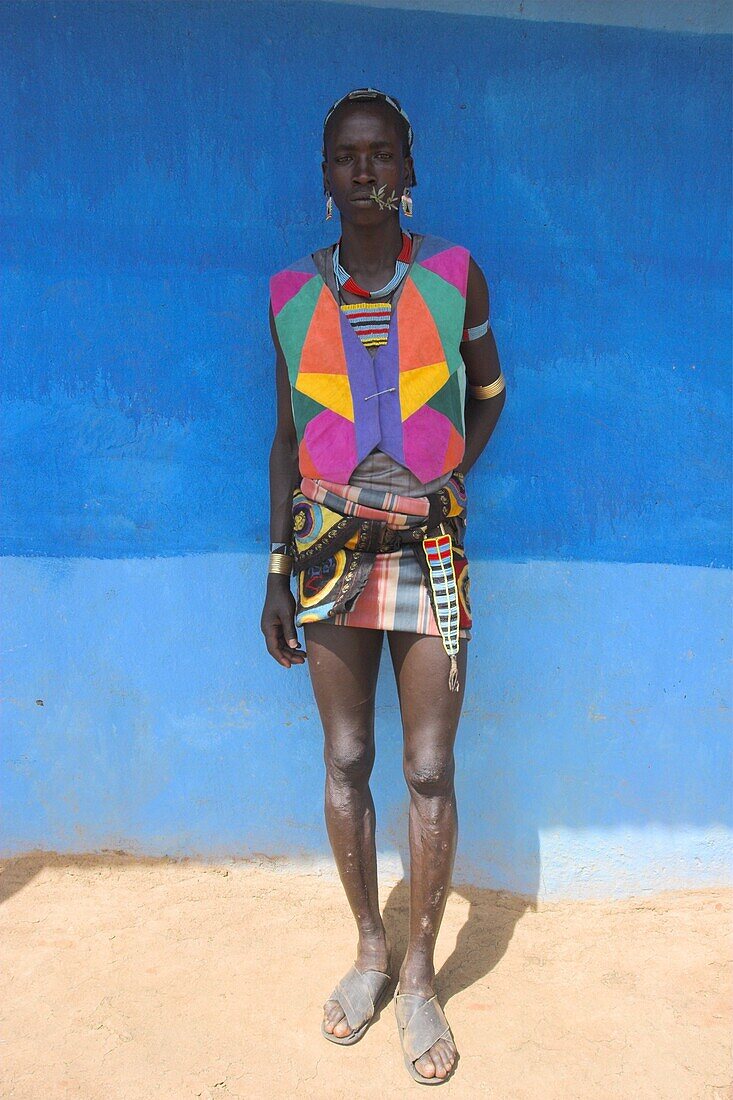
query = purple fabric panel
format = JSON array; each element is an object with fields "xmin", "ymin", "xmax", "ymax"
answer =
[
  {"xmin": 372, "ymin": 314, "xmax": 405, "ymax": 464},
  {"xmin": 285, "ymin": 253, "xmax": 320, "ymax": 274},
  {"xmin": 339, "ymin": 308, "xmax": 381, "ymax": 461},
  {"xmin": 411, "ymin": 234, "xmax": 452, "ymax": 264}
]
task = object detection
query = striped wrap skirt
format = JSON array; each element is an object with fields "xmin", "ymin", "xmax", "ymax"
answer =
[{"xmin": 291, "ymin": 452, "xmax": 472, "ymax": 644}]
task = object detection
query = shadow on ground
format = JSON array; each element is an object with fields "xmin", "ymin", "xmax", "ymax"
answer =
[{"xmin": 381, "ymin": 876, "xmax": 533, "ymax": 1005}]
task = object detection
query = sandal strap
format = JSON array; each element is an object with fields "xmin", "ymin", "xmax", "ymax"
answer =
[
  {"xmin": 395, "ymin": 993, "xmax": 452, "ymax": 1064},
  {"xmin": 330, "ymin": 966, "xmax": 390, "ymax": 1032}
]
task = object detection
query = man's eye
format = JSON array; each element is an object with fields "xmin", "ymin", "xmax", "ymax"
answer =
[{"xmin": 375, "ymin": 153, "xmax": 393, "ymax": 160}]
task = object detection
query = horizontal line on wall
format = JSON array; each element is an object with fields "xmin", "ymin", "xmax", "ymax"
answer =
[{"xmin": 290, "ymin": 0, "xmax": 732, "ymax": 35}]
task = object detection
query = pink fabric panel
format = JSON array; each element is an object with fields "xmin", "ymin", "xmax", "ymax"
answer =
[
  {"xmin": 303, "ymin": 410, "xmax": 357, "ymax": 482},
  {"xmin": 419, "ymin": 245, "xmax": 470, "ymax": 297},
  {"xmin": 402, "ymin": 405, "xmax": 452, "ymax": 483},
  {"xmin": 269, "ymin": 270, "xmax": 314, "ymax": 316}
]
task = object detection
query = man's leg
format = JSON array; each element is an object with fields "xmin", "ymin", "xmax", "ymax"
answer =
[
  {"xmin": 304, "ymin": 622, "xmax": 388, "ymax": 1038},
  {"xmin": 387, "ymin": 632, "xmax": 468, "ymax": 1080}
]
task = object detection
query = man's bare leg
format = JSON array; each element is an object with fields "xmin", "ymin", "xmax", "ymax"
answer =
[
  {"xmin": 304, "ymin": 622, "xmax": 389, "ymax": 1038},
  {"xmin": 387, "ymin": 632, "xmax": 468, "ymax": 1080}
]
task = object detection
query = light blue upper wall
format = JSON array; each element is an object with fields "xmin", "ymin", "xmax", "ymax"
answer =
[
  {"xmin": 2, "ymin": 552, "xmax": 730, "ymax": 896},
  {"xmin": 1, "ymin": 1, "xmax": 730, "ymax": 566}
]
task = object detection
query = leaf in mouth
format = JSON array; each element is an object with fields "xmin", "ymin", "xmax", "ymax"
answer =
[{"xmin": 369, "ymin": 185, "xmax": 399, "ymax": 210}]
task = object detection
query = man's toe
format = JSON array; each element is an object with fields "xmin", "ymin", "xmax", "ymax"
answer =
[
  {"xmin": 323, "ymin": 999, "xmax": 340, "ymax": 1031},
  {"xmin": 325, "ymin": 999, "xmax": 352, "ymax": 1037},
  {"xmin": 436, "ymin": 1039, "xmax": 449, "ymax": 1064},
  {"xmin": 437, "ymin": 1042, "xmax": 453, "ymax": 1074},
  {"xmin": 414, "ymin": 1052, "xmax": 437, "ymax": 1079}
]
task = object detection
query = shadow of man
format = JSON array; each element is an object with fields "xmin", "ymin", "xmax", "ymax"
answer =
[{"xmin": 381, "ymin": 875, "xmax": 532, "ymax": 1005}]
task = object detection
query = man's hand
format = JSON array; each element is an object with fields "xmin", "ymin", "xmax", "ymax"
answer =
[{"xmin": 261, "ymin": 576, "xmax": 307, "ymax": 668}]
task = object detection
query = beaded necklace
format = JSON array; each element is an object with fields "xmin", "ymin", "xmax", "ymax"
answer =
[
  {"xmin": 339, "ymin": 301, "xmax": 392, "ymax": 347},
  {"xmin": 333, "ymin": 231, "xmax": 412, "ymax": 299}
]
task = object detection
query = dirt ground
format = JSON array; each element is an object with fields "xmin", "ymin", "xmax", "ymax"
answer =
[{"xmin": 0, "ymin": 853, "xmax": 730, "ymax": 1100}]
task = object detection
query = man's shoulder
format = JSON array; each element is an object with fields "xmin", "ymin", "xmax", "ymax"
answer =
[
  {"xmin": 269, "ymin": 251, "xmax": 323, "ymax": 317},
  {"xmin": 413, "ymin": 233, "xmax": 472, "ymax": 297},
  {"xmin": 415, "ymin": 232, "xmax": 471, "ymax": 261}
]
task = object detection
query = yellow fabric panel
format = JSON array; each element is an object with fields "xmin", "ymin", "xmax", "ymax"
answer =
[
  {"xmin": 295, "ymin": 373, "xmax": 354, "ymax": 422},
  {"xmin": 398, "ymin": 361, "xmax": 450, "ymax": 420}
]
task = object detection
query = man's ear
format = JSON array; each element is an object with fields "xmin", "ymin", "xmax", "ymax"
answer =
[
  {"xmin": 322, "ymin": 161, "xmax": 330, "ymax": 194},
  {"xmin": 404, "ymin": 155, "xmax": 414, "ymax": 188}
]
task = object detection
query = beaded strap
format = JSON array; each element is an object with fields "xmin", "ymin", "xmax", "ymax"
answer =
[
  {"xmin": 461, "ymin": 319, "xmax": 489, "ymax": 342},
  {"xmin": 333, "ymin": 232, "xmax": 412, "ymax": 299},
  {"xmin": 423, "ymin": 532, "xmax": 461, "ymax": 692}
]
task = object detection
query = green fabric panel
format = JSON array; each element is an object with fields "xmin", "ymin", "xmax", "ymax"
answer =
[
  {"xmin": 410, "ymin": 264, "xmax": 466, "ymax": 377},
  {"xmin": 427, "ymin": 373, "xmax": 465, "ymax": 435},
  {"xmin": 291, "ymin": 387, "xmax": 326, "ymax": 440},
  {"xmin": 274, "ymin": 276, "xmax": 322, "ymax": 385},
  {"xmin": 455, "ymin": 355, "xmax": 467, "ymax": 406}
]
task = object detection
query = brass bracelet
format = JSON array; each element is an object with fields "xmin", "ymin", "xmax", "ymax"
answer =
[
  {"xmin": 268, "ymin": 552, "xmax": 293, "ymax": 576},
  {"xmin": 469, "ymin": 372, "xmax": 505, "ymax": 400}
]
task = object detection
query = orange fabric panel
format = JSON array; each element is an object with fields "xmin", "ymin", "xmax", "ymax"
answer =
[
  {"xmin": 443, "ymin": 423, "xmax": 466, "ymax": 471},
  {"xmin": 396, "ymin": 279, "xmax": 445, "ymax": 373},
  {"xmin": 298, "ymin": 286, "xmax": 348, "ymax": 375},
  {"xmin": 298, "ymin": 437, "xmax": 319, "ymax": 478}
]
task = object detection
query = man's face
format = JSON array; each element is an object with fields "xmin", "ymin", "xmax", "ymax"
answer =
[{"xmin": 322, "ymin": 104, "xmax": 412, "ymax": 226}]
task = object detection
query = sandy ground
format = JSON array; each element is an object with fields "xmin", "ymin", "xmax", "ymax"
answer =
[{"xmin": 0, "ymin": 854, "xmax": 730, "ymax": 1100}]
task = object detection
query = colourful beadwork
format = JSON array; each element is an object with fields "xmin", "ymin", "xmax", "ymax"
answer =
[
  {"xmin": 340, "ymin": 302, "xmax": 392, "ymax": 347},
  {"xmin": 462, "ymin": 318, "xmax": 489, "ymax": 342},
  {"xmin": 422, "ymin": 531, "xmax": 460, "ymax": 690},
  {"xmin": 333, "ymin": 230, "xmax": 412, "ymax": 298}
]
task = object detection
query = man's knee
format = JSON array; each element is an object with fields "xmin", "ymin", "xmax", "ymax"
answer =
[
  {"xmin": 325, "ymin": 737, "xmax": 375, "ymax": 787},
  {"xmin": 403, "ymin": 745, "xmax": 455, "ymax": 799}
]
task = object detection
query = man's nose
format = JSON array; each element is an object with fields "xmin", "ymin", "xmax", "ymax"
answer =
[{"xmin": 352, "ymin": 157, "xmax": 376, "ymax": 183}]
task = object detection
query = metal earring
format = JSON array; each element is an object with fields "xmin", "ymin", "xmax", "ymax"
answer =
[
  {"xmin": 401, "ymin": 188, "xmax": 413, "ymax": 218},
  {"xmin": 325, "ymin": 193, "xmax": 333, "ymax": 221}
]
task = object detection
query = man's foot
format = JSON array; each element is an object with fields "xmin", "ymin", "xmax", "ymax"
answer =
[
  {"xmin": 323, "ymin": 931, "xmax": 390, "ymax": 1039},
  {"xmin": 397, "ymin": 962, "xmax": 457, "ymax": 1080}
]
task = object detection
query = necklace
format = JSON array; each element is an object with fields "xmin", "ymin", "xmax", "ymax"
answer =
[{"xmin": 333, "ymin": 231, "xmax": 412, "ymax": 299}]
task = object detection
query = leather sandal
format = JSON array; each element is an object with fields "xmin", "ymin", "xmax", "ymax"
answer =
[
  {"xmin": 394, "ymin": 984, "xmax": 458, "ymax": 1084},
  {"xmin": 321, "ymin": 965, "xmax": 392, "ymax": 1046}
]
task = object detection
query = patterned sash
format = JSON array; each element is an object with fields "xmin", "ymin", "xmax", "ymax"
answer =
[{"xmin": 291, "ymin": 472, "xmax": 471, "ymax": 689}]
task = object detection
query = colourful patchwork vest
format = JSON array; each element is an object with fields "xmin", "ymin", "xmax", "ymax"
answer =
[{"xmin": 269, "ymin": 233, "xmax": 470, "ymax": 484}]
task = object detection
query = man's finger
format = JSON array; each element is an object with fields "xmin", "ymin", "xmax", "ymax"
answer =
[
  {"xmin": 281, "ymin": 611, "xmax": 302, "ymax": 652},
  {"xmin": 264, "ymin": 623, "xmax": 292, "ymax": 667}
]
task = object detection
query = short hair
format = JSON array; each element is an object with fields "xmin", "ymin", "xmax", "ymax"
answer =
[{"xmin": 322, "ymin": 88, "xmax": 417, "ymax": 187}]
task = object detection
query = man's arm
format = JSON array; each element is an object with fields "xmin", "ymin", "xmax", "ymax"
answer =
[
  {"xmin": 260, "ymin": 304, "xmax": 306, "ymax": 668},
  {"xmin": 457, "ymin": 257, "xmax": 506, "ymax": 475}
]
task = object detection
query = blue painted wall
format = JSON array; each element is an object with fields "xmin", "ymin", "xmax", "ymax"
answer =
[{"xmin": 1, "ymin": 1, "xmax": 730, "ymax": 897}]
